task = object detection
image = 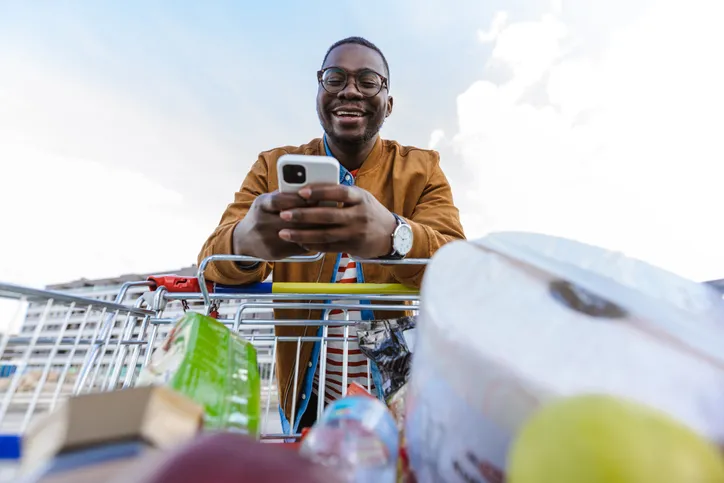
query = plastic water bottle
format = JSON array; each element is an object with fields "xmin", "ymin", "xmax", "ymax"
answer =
[{"xmin": 300, "ymin": 395, "xmax": 399, "ymax": 482}]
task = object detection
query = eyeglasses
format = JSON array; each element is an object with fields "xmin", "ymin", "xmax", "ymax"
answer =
[{"xmin": 317, "ymin": 67, "xmax": 388, "ymax": 98}]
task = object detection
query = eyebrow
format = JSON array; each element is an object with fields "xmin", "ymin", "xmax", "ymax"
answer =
[{"xmin": 323, "ymin": 66, "xmax": 384, "ymax": 75}]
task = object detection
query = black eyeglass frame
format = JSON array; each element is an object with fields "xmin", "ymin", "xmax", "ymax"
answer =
[{"xmin": 317, "ymin": 66, "xmax": 389, "ymax": 97}]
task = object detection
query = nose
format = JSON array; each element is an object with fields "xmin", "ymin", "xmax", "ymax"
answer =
[{"xmin": 337, "ymin": 78, "xmax": 364, "ymax": 100}]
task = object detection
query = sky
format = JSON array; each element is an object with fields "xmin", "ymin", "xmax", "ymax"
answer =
[{"xmin": 1, "ymin": 0, "xmax": 724, "ymax": 331}]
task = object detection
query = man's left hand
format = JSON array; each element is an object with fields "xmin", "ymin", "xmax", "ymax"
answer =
[{"xmin": 277, "ymin": 184, "xmax": 398, "ymax": 258}]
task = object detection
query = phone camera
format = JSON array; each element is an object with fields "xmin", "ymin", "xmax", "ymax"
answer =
[{"xmin": 283, "ymin": 164, "xmax": 306, "ymax": 184}]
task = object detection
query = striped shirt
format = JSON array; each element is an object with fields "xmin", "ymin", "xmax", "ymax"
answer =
[{"xmin": 312, "ymin": 170, "xmax": 375, "ymax": 405}]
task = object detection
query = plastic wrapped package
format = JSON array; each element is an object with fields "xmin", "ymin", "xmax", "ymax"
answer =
[
  {"xmin": 136, "ymin": 312, "xmax": 261, "ymax": 437},
  {"xmin": 405, "ymin": 232, "xmax": 724, "ymax": 482},
  {"xmin": 357, "ymin": 316, "xmax": 416, "ymax": 410}
]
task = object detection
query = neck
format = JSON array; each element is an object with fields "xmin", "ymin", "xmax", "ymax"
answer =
[{"xmin": 325, "ymin": 135, "xmax": 377, "ymax": 171}]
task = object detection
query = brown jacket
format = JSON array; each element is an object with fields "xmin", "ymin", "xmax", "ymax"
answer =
[{"xmin": 198, "ymin": 136, "xmax": 465, "ymax": 422}]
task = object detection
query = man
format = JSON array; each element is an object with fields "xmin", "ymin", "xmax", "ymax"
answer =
[{"xmin": 198, "ymin": 37, "xmax": 465, "ymax": 432}]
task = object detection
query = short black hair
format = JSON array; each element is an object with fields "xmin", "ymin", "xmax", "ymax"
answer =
[{"xmin": 321, "ymin": 36, "xmax": 390, "ymax": 85}]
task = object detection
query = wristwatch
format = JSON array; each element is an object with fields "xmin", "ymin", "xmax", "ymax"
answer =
[{"xmin": 385, "ymin": 213, "xmax": 413, "ymax": 259}]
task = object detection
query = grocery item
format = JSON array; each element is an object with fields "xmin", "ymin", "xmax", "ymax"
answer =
[
  {"xmin": 390, "ymin": 386, "xmax": 413, "ymax": 483},
  {"xmin": 300, "ymin": 395, "xmax": 399, "ymax": 482},
  {"xmin": 30, "ymin": 442, "xmax": 159, "ymax": 483},
  {"xmin": 22, "ymin": 386, "xmax": 203, "ymax": 479},
  {"xmin": 120, "ymin": 433, "xmax": 329, "ymax": 483},
  {"xmin": 336, "ymin": 383, "xmax": 413, "ymax": 482},
  {"xmin": 508, "ymin": 394, "xmax": 724, "ymax": 483},
  {"xmin": 136, "ymin": 312, "xmax": 261, "ymax": 436},
  {"xmin": 405, "ymin": 232, "xmax": 724, "ymax": 482},
  {"xmin": 347, "ymin": 381, "xmax": 375, "ymax": 398},
  {"xmin": 357, "ymin": 316, "xmax": 415, "ymax": 422}
]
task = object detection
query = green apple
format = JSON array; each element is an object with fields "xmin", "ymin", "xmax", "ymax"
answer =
[{"xmin": 508, "ymin": 394, "xmax": 724, "ymax": 483}]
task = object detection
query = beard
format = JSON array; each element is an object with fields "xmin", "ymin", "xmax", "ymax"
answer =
[{"xmin": 317, "ymin": 104, "xmax": 386, "ymax": 147}]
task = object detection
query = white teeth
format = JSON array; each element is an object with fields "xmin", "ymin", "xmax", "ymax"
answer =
[{"xmin": 335, "ymin": 111, "xmax": 363, "ymax": 117}]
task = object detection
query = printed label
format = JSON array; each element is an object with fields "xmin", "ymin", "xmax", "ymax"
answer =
[
  {"xmin": 406, "ymin": 375, "xmax": 510, "ymax": 483},
  {"xmin": 136, "ymin": 320, "xmax": 189, "ymax": 386},
  {"xmin": 404, "ymin": 348, "xmax": 541, "ymax": 483}
]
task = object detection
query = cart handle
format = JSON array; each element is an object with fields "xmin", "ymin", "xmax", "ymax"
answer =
[
  {"xmin": 215, "ymin": 282, "xmax": 419, "ymax": 295},
  {"xmin": 147, "ymin": 275, "xmax": 213, "ymax": 294},
  {"xmin": 195, "ymin": 254, "xmax": 428, "ymax": 311},
  {"xmin": 147, "ymin": 276, "xmax": 419, "ymax": 296}
]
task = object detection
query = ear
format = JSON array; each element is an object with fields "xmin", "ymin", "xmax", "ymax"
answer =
[{"xmin": 386, "ymin": 96, "xmax": 394, "ymax": 118}]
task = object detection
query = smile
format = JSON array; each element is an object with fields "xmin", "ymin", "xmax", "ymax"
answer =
[{"xmin": 332, "ymin": 109, "xmax": 366, "ymax": 118}]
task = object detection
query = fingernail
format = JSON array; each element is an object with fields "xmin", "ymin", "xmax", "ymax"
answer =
[
  {"xmin": 298, "ymin": 187, "xmax": 311, "ymax": 198},
  {"xmin": 280, "ymin": 211, "xmax": 292, "ymax": 221},
  {"xmin": 278, "ymin": 229, "xmax": 291, "ymax": 240}
]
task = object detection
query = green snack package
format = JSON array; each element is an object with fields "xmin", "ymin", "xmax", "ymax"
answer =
[{"xmin": 136, "ymin": 312, "xmax": 261, "ymax": 437}]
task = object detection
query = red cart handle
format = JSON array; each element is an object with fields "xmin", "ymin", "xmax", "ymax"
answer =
[
  {"xmin": 147, "ymin": 276, "xmax": 219, "ymax": 319},
  {"xmin": 147, "ymin": 275, "xmax": 214, "ymax": 294}
]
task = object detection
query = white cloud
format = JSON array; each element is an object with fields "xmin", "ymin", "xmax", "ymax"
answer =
[
  {"xmin": 0, "ymin": 139, "xmax": 205, "ymax": 285},
  {"xmin": 0, "ymin": 51, "xmax": 227, "ymax": 332},
  {"xmin": 488, "ymin": 13, "xmax": 569, "ymax": 95},
  {"xmin": 451, "ymin": 0, "xmax": 724, "ymax": 281},
  {"xmin": 477, "ymin": 11, "xmax": 509, "ymax": 44},
  {"xmin": 428, "ymin": 129, "xmax": 446, "ymax": 150},
  {"xmin": 0, "ymin": 139, "xmax": 213, "ymax": 332},
  {"xmin": 0, "ymin": 49, "xmax": 235, "ymax": 187}
]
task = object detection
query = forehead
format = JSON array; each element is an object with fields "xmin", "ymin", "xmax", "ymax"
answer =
[{"xmin": 323, "ymin": 43, "xmax": 386, "ymax": 75}]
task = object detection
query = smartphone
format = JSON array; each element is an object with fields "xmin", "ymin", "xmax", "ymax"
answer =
[{"xmin": 277, "ymin": 154, "xmax": 340, "ymax": 207}]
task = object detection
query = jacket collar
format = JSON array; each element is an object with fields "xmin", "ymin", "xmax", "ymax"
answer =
[{"xmin": 320, "ymin": 135, "xmax": 384, "ymax": 181}]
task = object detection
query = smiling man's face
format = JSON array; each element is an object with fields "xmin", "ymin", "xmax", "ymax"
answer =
[{"xmin": 316, "ymin": 43, "xmax": 393, "ymax": 147}]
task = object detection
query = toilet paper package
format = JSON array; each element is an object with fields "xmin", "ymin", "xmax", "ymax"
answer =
[{"xmin": 405, "ymin": 232, "xmax": 724, "ymax": 483}]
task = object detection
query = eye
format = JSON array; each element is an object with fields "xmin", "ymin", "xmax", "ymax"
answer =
[
  {"xmin": 323, "ymin": 69, "xmax": 346, "ymax": 86},
  {"xmin": 358, "ymin": 72, "xmax": 381, "ymax": 88}
]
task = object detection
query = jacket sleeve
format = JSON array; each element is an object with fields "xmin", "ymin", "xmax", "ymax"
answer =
[
  {"xmin": 386, "ymin": 154, "xmax": 466, "ymax": 288},
  {"xmin": 197, "ymin": 155, "xmax": 274, "ymax": 285}
]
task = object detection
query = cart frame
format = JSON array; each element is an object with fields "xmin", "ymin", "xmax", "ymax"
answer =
[{"xmin": 0, "ymin": 255, "xmax": 426, "ymax": 442}]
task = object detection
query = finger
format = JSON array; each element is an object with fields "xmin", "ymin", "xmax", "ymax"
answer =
[
  {"xmin": 297, "ymin": 184, "xmax": 364, "ymax": 205},
  {"xmin": 278, "ymin": 227, "xmax": 353, "ymax": 245},
  {"xmin": 257, "ymin": 192, "xmax": 309, "ymax": 213},
  {"xmin": 257, "ymin": 209, "xmax": 333, "ymax": 231},
  {"xmin": 279, "ymin": 206, "xmax": 353, "ymax": 225}
]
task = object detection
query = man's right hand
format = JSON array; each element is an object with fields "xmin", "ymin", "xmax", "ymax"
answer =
[{"xmin": 232, "ymin": 191, "xmax": 312, "ymax": 261}]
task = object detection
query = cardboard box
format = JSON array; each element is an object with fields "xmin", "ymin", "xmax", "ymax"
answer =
[{"xmin": 22, "ymin": 385, "xmax": 203, "ymax": 479}]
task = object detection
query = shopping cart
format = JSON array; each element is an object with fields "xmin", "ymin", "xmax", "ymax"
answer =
[{"xmin": 0, "ymin": 254, "xmax": 426, "ymax": 477}]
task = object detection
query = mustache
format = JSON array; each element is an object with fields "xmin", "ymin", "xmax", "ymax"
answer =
[{"xmin": 327, "ymin": 104, "xmax": 367, "ymax": 112}]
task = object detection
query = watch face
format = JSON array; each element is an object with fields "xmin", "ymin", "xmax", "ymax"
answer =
[{"xmin": 394, "ymin": 224, "xmax": 414, "ymax": 255}]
